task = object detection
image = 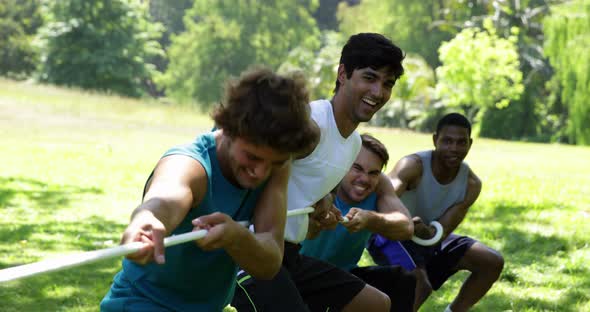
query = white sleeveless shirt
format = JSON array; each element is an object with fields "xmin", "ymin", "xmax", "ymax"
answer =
[
  {"xmin": 284, "ymin": 99, "xmax": 362, "ymax": 243},
  {"xmin": 400, "ymin": 150, "xmax": 469, "ymax": 223}
]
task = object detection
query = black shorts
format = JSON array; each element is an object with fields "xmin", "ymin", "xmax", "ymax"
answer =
[
  {"xmin": 368, "ymin": 234, "xmax": 476, "ymax": 290},
  {"xmin": 350, "ymin": 265, "xmax": 416, "ymax": 312},
  {"xmin": 232, "ymin": 242, "xmax": 366, "ymax": 312}
]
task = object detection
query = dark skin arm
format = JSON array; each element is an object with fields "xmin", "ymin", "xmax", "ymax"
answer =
[
  {"xmin": 389, "ymin": 155, "xmax": 482, "ymax": 239},
  {"xmin": 435, "ymin": 169, "xmax": 481, "ymax": 240},
  {"xmin": 389, "ymin": 155, "xmax": 435, "ymax": 239}
]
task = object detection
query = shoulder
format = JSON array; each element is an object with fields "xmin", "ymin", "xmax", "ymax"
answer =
[
  {"xmin": 309, "ymin": 99, "xmax": 331, "ymax": 123},
  {"xmin": 467, "ymin": 168, "xmax": 481, "ymax": 190},
  {"xmin": 149, "ymin": 153, "xmax": 209, "ymax": 205},
  {"xmin": 391, "ymin": 153, "xmax": 423, "ymax": 178}
]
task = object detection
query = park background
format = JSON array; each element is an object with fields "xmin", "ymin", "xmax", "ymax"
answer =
[{"xmin": 0, "ymin": 0, "xmax": 589, "ymax": 311}]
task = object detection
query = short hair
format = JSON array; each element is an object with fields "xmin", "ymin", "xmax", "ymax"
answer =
[
  {"xmin": 334, "ymin": 33, "xmax": 405, "ymax": 93},
  {"xmin": 212, "ymin": 67, "xmax": 318, "ymax": 154},
  {"xmin": 436, "ymin": 113, "xmax": 472, "ymax": 136},
  {"xmin": 361, "ymin": 133, "xmax": 389, "ymax": 169}
]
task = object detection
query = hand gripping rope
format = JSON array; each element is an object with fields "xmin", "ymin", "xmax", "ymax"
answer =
[
  {"xmin": 0, "ymin": 207, "xmax": 315, "ymax": 283},
  {"xmin": 411, "ymin": 221, "xmax": 443, "ymax": 246}
]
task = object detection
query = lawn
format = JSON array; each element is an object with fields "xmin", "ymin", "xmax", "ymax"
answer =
[{"xmin": 1, "ymin": 78, "xmax": 589, "ymax": 311}]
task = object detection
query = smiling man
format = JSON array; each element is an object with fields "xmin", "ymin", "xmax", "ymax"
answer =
[
  {"xmin": 368, "ymin": 113, "xmax": 504, "ymax": 312},
  {"xmin": 232, "ymin": 33, "xmax": 413, "ymax": 312},
  {"xmin": 300, "ymin": 134, "xmax": 416, "ymax": 312},
  {"xmin": 100, "ymin": 68, "xmax": 319, "ymax": 311}
]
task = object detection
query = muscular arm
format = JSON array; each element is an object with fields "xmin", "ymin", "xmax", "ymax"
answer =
[
  {"xmin": 436, "ymin": 169, "xmax": 482, "ymax": 239},
  {"xmin": 389, "ymin": 154, "xmax": 422, "ymax": 197},
  {"xmin": 370, "ymin": 173, "xmax": 413, "ymax": 240},
  {"xmin": 123, "ymin": 155, "xmax": 206, "ymax": 264},
  {"xmin": 220, "ymin": 162, "xmax": 291, "ymax": 279}
]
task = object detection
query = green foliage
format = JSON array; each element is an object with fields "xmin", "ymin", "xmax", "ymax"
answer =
[
  {"xmin": 148, "ymin": 0, "xmax": 193, "ymax": 46},
  {"xmin": 370, "ymin": 54, "xmax": 442, "ymax": 131},
  {"xmin": 38, "ymin": 0, "xmax": 164, "ymax": 97},
  {"xmin": 1, "ymin": 79, "xmax": 590, "ymax": 311},
  {"xmin": 278, "ymin": 30, "xmax": 343, "ymax": 100},
  {"xmin": 435, "ymin": 19, "xmax": 524, "ymax": 128},
  {"xmin": 0, "ymin": 0, "xmax": 43, "ymax": 79},
  {"xmin": 160, "ymin": 0, "xmax": 320, "ymax": 109},
  {"xmin": 337, "ymin": 0, "xmax": 490, "ymax": 68},
  {"xmin": 544, "ymin": 0, "xmax": 590, "ymax": 145}
]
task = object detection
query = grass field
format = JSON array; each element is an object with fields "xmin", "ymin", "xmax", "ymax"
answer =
[{"xmin": 0, "ymin": 78, "xmax": 589, "ymax": 311}]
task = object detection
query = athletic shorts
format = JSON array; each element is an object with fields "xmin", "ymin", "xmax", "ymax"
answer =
[
  {"xmin": 367, "ymin": 233, "xmax": 476, "ymax": 290},
  {"xmin": 350, "ymin": 265, "xmax": 416, "ymax": 312},
  {"xmin": 232, "ymin": 242, "xmax": 366, "ymax": 311}
]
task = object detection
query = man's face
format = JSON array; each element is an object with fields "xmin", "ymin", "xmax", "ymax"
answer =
[
  {"xmin": 339, "ymin": 147, "xmax": 384, "ymax": 203},
  {"xmin": 433, "ymin": 125, "xmax": 472, "ymax": 169},
  {"xmin": 338, "ymin": 66, "xmax": 397, "ymax": 123},
  {"xmin": 227, "ymin": 137, "xmax": 290, "ymax": 189}
]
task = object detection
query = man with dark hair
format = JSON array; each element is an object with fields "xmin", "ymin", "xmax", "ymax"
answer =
[
  {"xmin": 232, "ymin": 33, "xmax": 413, "ymax": 311},
  {"xmin": 368, "ymin": 113, "xmax": 504, "ymax": 312},
  {"xmin": 100, "ymin": 67, "xmax": 319, "ymax": 311},
  {"xmin": 300, "ymin": 134, "xmax": 416, "ymax": 311}
]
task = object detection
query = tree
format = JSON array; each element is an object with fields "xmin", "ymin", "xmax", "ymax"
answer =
[
  {"xmin": 435, "ymin": 19, "xmax": 524, "ymax": 132},
  {"xmin": 337, "ymin": 0, "xmax": 486, "ymax": 68},
  {"xmin": 544, "ymin": 0, "xmax": 590, "ymax": 145},
  {"xmin": 160, "ymin": 0, "xmax": 320, "ymax": 109},
  {"xmin": 38, "ymin": 0, "xmax": 163, "ymax": 97},
  {"xmin": 0, "ymin": 0, "xmax": 43, "ymax": 78},
  {"xmin": 278, "ymin": 31, "xmax": 343, "ymax": 100},
  {"xmin": 147, "ymin": 0, "xmax": 193, "ymax": 74},
  {"xmin": 370, "ymin": 54, "xmax": 439, "ymax": 131}
]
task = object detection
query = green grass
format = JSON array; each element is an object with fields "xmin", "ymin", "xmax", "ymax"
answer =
[{"xmin": 1, "ymin": 78, "xmax": 589, "ymax": 311}]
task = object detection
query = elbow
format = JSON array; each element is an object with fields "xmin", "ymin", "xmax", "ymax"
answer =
[
  {"xmin": 249, "ymin": 248, "xmax": 283, "ymax": 280},
  {"xmin": 252, "ymin": 256, "xmax": 282, "ymax": 280},
  {"xmin": 401, "ymin": 219, "xmax": 414, "ymax": 240}
]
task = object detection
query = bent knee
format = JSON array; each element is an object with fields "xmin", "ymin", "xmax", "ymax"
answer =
[
  {"xmin": 347, "ymin": 285, "xmax": 390, "ymax": 312},
  {"xmin": 489, "ymin": 250, "xmax": 505, "ymax": 274},
  {"xmin": 414, "ymin": 270, "xmax": 433, "ymax": 297}
]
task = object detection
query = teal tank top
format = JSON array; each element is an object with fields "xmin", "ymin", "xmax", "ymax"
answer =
[
  {"xmin": 300, "ymin": 193, "xmax": 378, "ymax": 271},
  {"xmin": 111, "ymin": 133, "xmax": 264, "ymax": 311}
]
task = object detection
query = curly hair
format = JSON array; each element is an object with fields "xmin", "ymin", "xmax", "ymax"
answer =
[
  {"xmin": 212, "ymin": 67, "xmax": 318, "ymax": 154},
  {"xmin": 334, "ymin": 33, "xmax": 405, "ymax": 93},
  {"xmin": 361, "ymin": 133, "xmax": 389, "ymax": 169}
]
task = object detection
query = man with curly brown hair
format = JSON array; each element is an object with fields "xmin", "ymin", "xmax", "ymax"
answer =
[{"xmin": 100, "ymin": 67, "xmax": 319, "ymax": 311}]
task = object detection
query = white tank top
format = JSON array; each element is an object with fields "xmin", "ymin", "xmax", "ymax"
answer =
[
  {"xmin": 284, "ymin": 99, "xmax": 362, "ymax": 243},
  {"xmin": 400, "ymin": 150, "xmax": 469, "ymax": 223}
]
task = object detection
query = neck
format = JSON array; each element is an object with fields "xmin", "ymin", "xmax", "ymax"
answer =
[
  {"xmin": 215, "ymin": 132, "xmax": 240, "ymax": 187},
  {"xmin": 331, "ymin": 94, "xmax": 359, "ymax": 138}
]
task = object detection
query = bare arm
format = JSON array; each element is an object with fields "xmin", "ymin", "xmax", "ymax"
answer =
[
  {"xmin": 436, "ymin": 169, "xmax": 482, "ymax": 239},
  {"xmin": 206, "ymin": 162, "xmax": 291, "ymax": 279},
  {"xmin": 123, "ymin": 155, "xmax": 206, "ymax": 265},
  {"xmin": 363, "ymin": 173, "xmax": 413, "ymax": 240},
  {"xmin": 388, "ymin": 154, "xmax": 422, "ymax": 196}
]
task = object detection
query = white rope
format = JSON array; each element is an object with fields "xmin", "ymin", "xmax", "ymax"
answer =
[
  {"xmin": 0, "ymin": 207, "xmax": 315, "ymax": 283},
  {"xmin": 411, "ymin": 221, "xmax": 444, "ymax": 246}
]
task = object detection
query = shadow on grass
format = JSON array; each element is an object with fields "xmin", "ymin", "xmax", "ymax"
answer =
[
  {"xmin": 0, "ymin": 258, "xmax": 121, "ymax": 312},
  {"xmin": 0, "ymin": 214, "xmax": 124, "ymax": 311},
  {"xmin": 0, "ymin": 215, "xmax": 124, "ymax": 267},
  {"xmin": 0, "ymin": 176, "xmax": 103, "ymax": 213},
  {"xmin": 449, "ymin": 201, "xmax": 590, "ymax": 311}
]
